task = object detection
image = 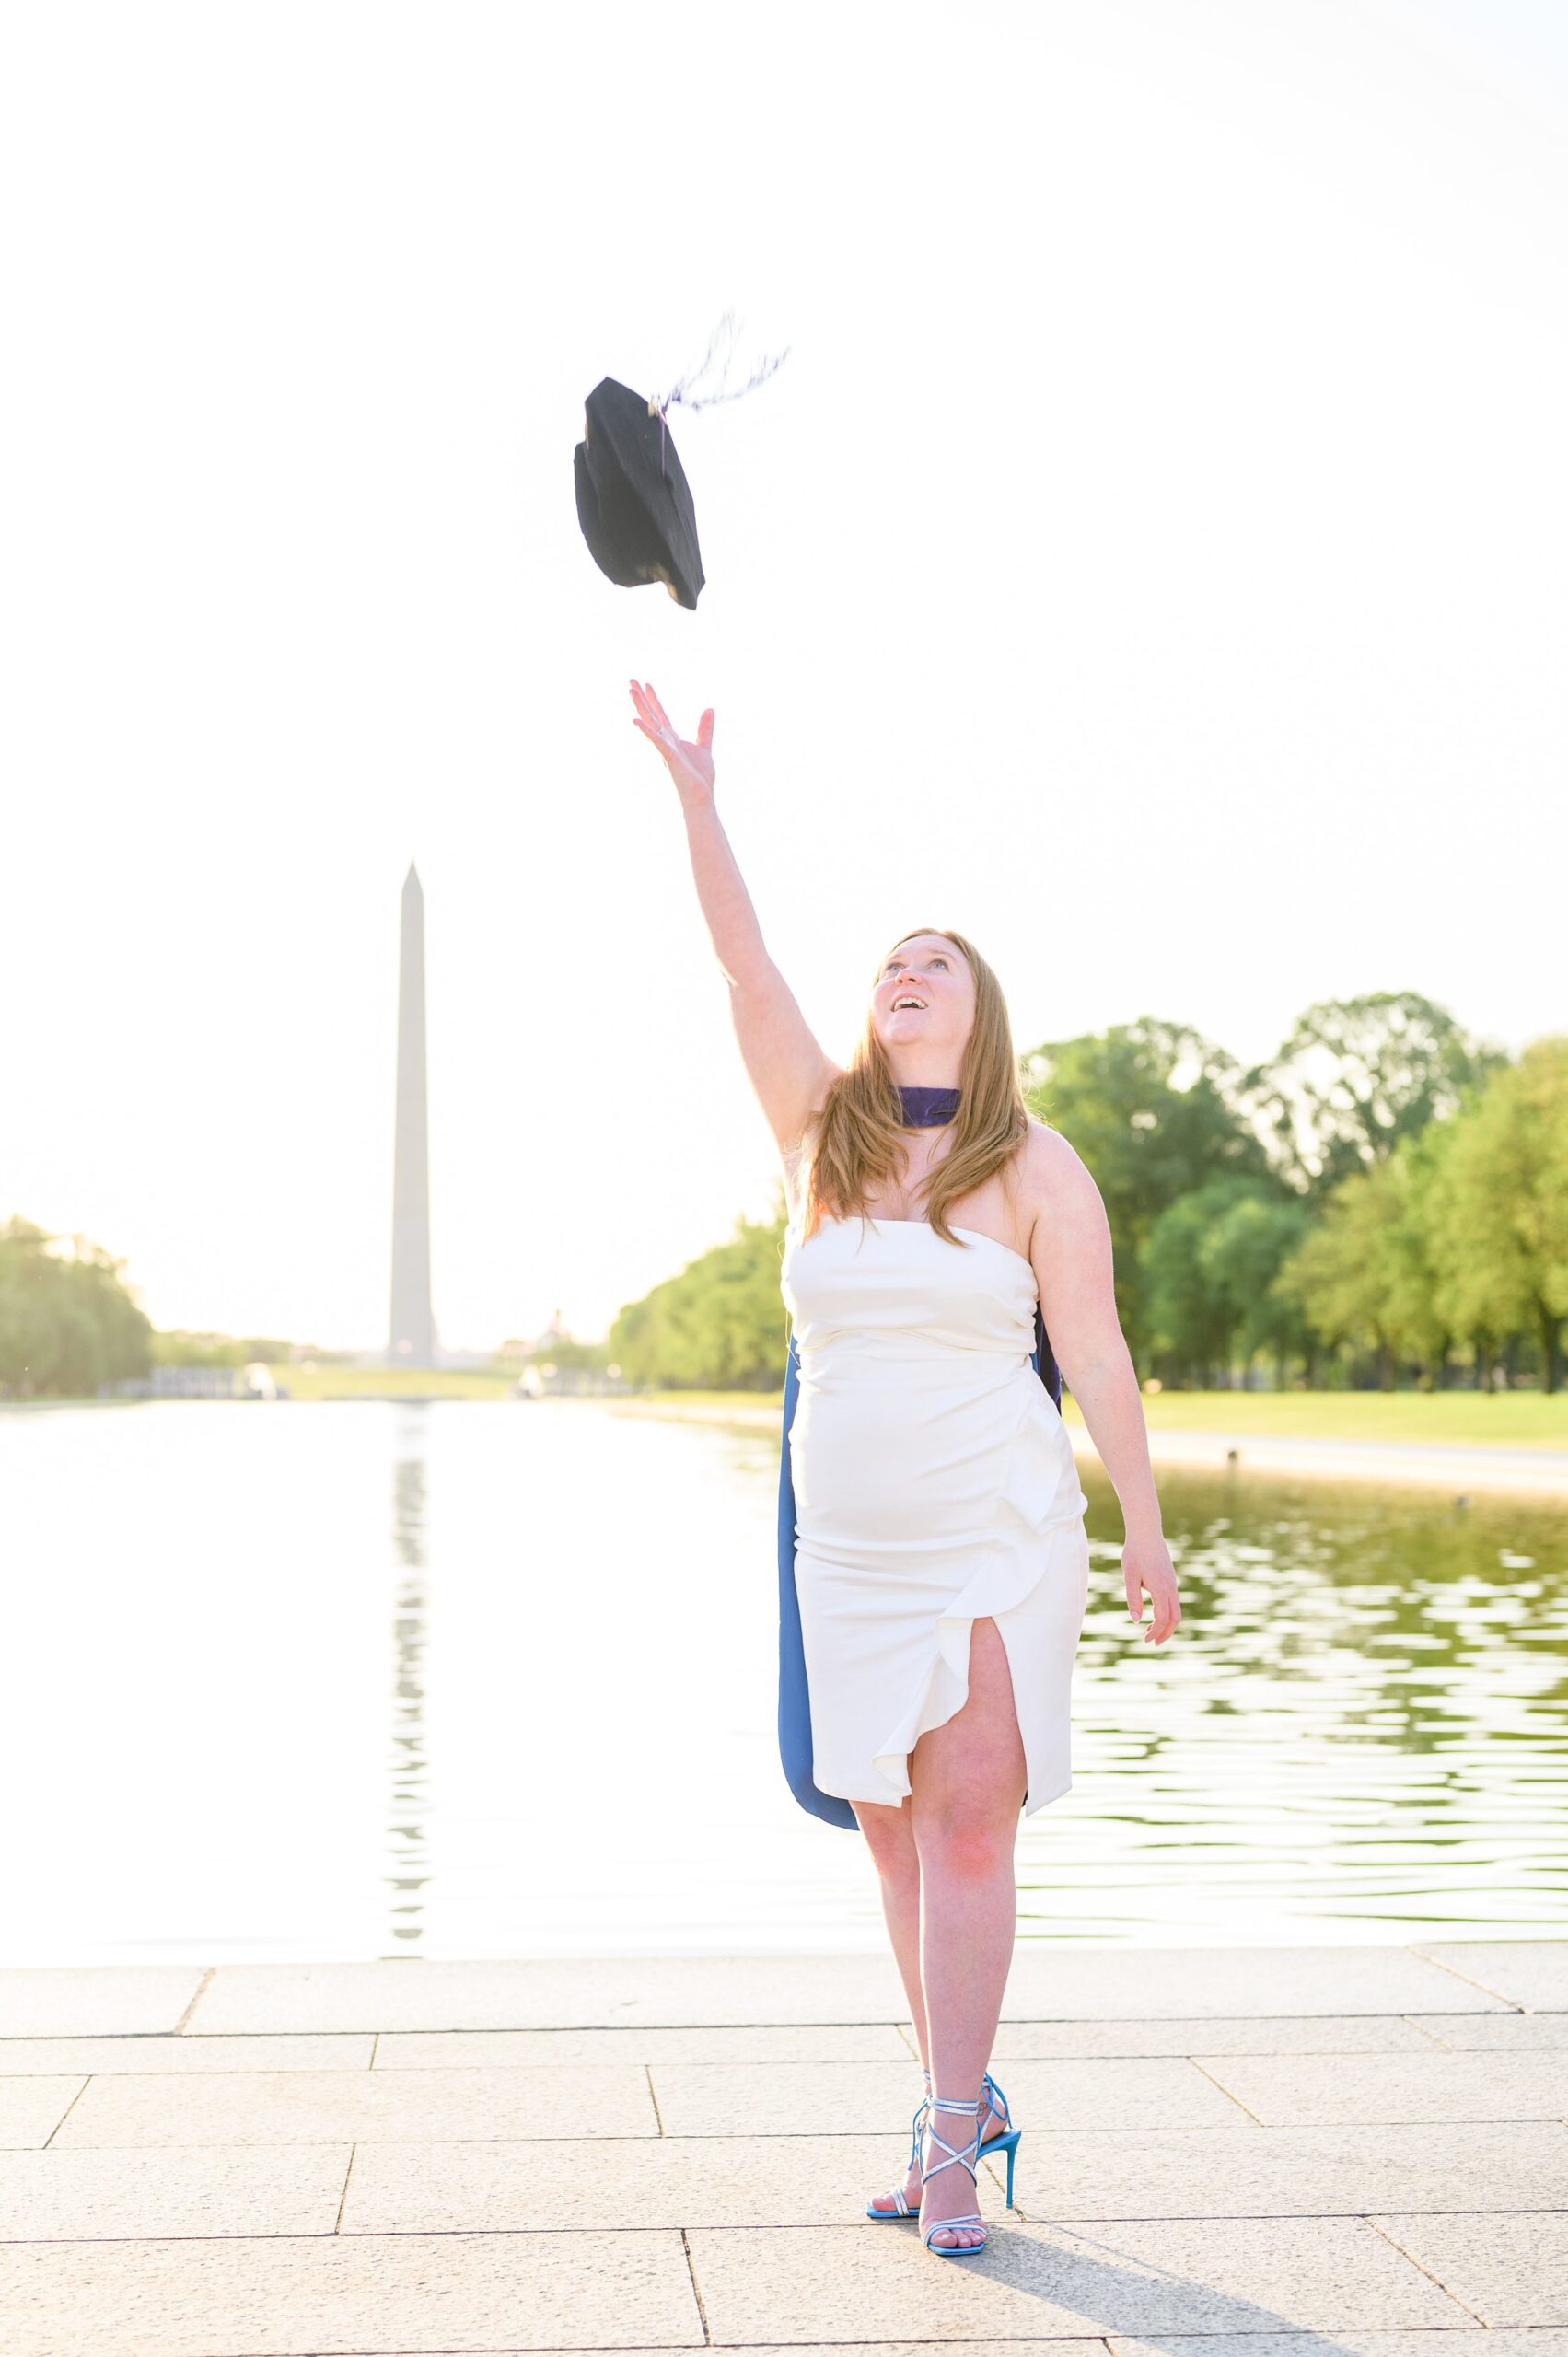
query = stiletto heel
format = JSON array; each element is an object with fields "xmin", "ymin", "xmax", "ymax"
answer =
[
  {"xmin": 992, "ymin": 2125, "xmax": 1022, "ymax": 2208},
  {"xmin": 865, "ymin": 2070, "xmax": 1015, "ymax": 2222},
  {"xmin": 975, "ymin": 2073, "xmax": 1022, "ymax": 2210},
  {"xmin": 919, "ymin": 2093, "xmax": 989, "ymax": 2258}
]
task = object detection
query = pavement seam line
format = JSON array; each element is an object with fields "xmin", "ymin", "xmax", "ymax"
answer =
[
  {"xmin": 334, "ymin": 2142, "xmax": 357, "ymax": 2234},
  {"xmin": 1186, "ymin": 2055, "xmax": 1268, "ymax": 2123},
  {"xmin": 1365, "ymin": 2212, "xmax": 1491, "ymax": 2323},
  {"xmin": 1402, "ymin": 2013, "xmax": 1462, "ymax": 2050},
  {"xmin": 679, "ymin": 2223, "xmax": 713, "ymax": 2345},
  {"xmin": 647, "ymin": 2062, "xmax": 667, "ymax": 2135},
  {"xmin": 1406, "ymin": 1945, "xmax": 1528, "ymax": 2012},
  {"xmin": 173, "ymin": 1967, "xmax": 215, "ymax": 2036},
  {"xmin": 39, "ymin": 2073, "xmax": 92, "ymax": 2149}
]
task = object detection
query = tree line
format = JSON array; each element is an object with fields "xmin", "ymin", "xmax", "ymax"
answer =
[
  {"xmin": 607, "ymin": 993, "xmax": 1568, "ymax": 1395},
  {"xmin": 6, "ymin": 992, "xmax": 1562, "ymax": 1399},
  {"xmin": 0, "ymin": 1218, "xmax": 154, "ymax": 1399},
  {"xmin": 0, "ymin": 1217, "xmax": 297, "ymax": 1400}
]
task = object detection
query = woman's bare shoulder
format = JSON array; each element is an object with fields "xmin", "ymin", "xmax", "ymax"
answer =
[
  {"xmin": 1017, "ymin": 1115, "xmax": 1099, "ymax": 1237},
  {"xmin": 1019, "ymin": 1111, "xmax": 1084, "ymax": 1177}
]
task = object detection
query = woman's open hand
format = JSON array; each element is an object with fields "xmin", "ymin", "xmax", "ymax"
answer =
[{"xmin": 630, "ymin": 680, "xmax": 715, "ymax": 805}]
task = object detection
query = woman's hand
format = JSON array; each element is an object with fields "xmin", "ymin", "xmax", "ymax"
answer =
[
  {"xmin": 1123, "ymin": 1531, "xmax": 1181, "ymax": 1645},
  {"xmin": 630, "ymin": 680, "xmax": 715, "ymax": 806}
]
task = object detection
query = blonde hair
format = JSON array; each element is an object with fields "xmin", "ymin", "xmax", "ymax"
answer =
[{"xmin": 798, "ymin": 925, "xmax": 1031, "ymax": 1248}]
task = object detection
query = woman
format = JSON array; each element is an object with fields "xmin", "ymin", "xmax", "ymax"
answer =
[{"xmin": 630, "ymin": 679, "xmax": 1181, "ymax": 2258}]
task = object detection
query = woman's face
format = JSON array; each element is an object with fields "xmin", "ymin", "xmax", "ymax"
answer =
[{"xmin": 870, "ymin": 934, "xmax": 976, "ymax": 1062}]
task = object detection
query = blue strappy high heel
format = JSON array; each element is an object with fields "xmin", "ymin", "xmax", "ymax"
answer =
[
  {"xmin": 865, "ymin": 2070, "xmax": 1019, "ymax": 2221},
  {"xmin": 919, "ymin": 2093, "xmax": 993, "ymax": 2258}
]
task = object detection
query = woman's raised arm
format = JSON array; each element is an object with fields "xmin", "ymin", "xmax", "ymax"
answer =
[{"xmin": 630, "ymin": 680, "xmax": 840, "ymax": 1156}]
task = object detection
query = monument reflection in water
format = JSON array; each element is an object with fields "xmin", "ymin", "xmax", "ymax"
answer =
[{"xmin": 387, "ymin": 1411, "xmax": 432, "ymax": 1952}]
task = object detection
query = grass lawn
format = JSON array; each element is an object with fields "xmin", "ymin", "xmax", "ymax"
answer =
[
  {"xmin": 623, "ymin": 1386, "xmax": 1568, "ymax": 1452},
  {"xmin": 1109, "ymin": 1388, "xmax": 1568, "ymax": 1450}
]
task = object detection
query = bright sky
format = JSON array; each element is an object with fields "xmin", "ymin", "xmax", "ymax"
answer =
[{"xmin": 3, "ymin": 1, "xmax": 1564, "ymax": 1350}]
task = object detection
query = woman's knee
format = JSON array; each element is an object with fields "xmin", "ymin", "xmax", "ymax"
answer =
[{"xmin": 912, "ymin": 1806, "xmax": 1015, "ymax": 1884}]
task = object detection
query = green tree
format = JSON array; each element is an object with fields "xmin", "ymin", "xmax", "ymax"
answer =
[
  {"xmin": 148, "ymin": 1330, "xmax": 303, "ymax": 1370},
  {"xmin": 152, "ymin": 1330, "xmax": 246, "ymax": 1369},
  {"xmin": 1244, "ymin": 991, "xmax": 1504, "ymax": 1197},
  {"xmin": 1372, "ymin": 1122, "xmax": 1458, "ymax": 1380},
  {"xmin": 609, "ymin": 1199, "xmax": 790, "ymax": 1391},
  {"xmin": 0, "ymin": 1218, "xmax": 153, "ymax": 1399},
  {"xmin": 1022, "ymin": 1018, "xmax": 1270, "ymax": 1360},
  {"xmin": 1208, "ymin": 1190, "xmax": 1316, "ymax": 1375},
  {"xmin": 1274, "ymin": 1129, "xmax": 1453, "ymax": 1387},
  {"xmin": 1427, "ymin": 1039, "xmax": 1568, "ymax": 1392},
  {"xmin": 1140, "ymin": 1177, "xmax": 1312, "ymax": 1385},
  {"xmin": 1274, "ymin": 1169, "xmax": 1398, "ymax": 1381}
]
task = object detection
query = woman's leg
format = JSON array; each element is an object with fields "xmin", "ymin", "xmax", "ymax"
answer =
[
  {"xmin": 908, "ymin": 1613, "xmax": 1026, "ymax": 2251},
  {"xmin": 853, "ymin": 1794, "xmax": 929, "ymax": 2213},
  {"xmin": 852, "ymin": 1798, "xmax": 926, "ymax": 2055}
]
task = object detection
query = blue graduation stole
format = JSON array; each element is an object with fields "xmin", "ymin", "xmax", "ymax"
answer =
[{"xmin": 775, "ymin": 1182, "xmax": 1063, "ymax": 1830}]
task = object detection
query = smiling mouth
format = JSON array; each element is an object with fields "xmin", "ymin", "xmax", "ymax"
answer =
[{"xmin": 892, "ymin": 997, "xmax": 927, "ymax": 1012}]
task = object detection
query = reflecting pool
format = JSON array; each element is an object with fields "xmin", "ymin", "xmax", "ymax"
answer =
[{"xmin": 2, "ymin": 1399, "xmax": 1563, "ymax": 1963}]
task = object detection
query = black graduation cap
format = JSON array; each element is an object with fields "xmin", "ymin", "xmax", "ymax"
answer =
[{"xmin": 574, "ymin": 377, "xmax": 704, "ymax": 611}]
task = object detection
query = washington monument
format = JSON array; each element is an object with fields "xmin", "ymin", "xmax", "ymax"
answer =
[{"xmin": 388, "ymin": 863, "xmax": 437, "ymax": 1364}]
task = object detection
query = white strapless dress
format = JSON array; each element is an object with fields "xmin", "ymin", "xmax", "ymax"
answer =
[{"xmin": 778, "ymin": 1212, "xmax": 1091, "ymax": 1817}]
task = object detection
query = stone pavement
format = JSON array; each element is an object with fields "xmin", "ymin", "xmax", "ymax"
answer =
[{"xmin": 1, "ymin": 1940, "xmax": 1565, "ymax": 2353}]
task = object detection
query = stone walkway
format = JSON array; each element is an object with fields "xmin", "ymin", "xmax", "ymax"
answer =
[{"xmin": 1, "ymin": 1940, "xmax": 1565, "ymax": 2352}]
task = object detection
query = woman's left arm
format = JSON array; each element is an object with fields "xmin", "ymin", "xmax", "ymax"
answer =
[{"xmin": 1027, "ymin": 1131, "xmax": 1182, "ymax": 1646}]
